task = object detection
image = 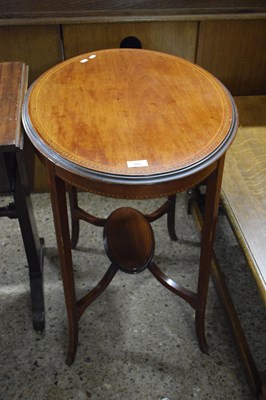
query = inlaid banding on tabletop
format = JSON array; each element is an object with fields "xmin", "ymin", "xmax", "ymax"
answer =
[{"xmin": 26, "ymin": 49, "xmax": 235, "ymax": 178}]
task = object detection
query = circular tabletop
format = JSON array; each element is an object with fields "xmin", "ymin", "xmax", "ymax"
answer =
[{"xmin": 22, "ymin": 49, "xmax": 238, "ymax": 185}]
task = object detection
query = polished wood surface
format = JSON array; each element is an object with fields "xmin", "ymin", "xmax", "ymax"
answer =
[
  {"xmin": 0, "ymin": 62, "xmax": 27, "ymax": 150},
  {"xmin": 0, "ymin": 62, "xmax": 27, "ymax": 192},
  {"xmin": 25, "ymin": 49, "xmax": 235, "ymax": 183},
  {"xmin": 103, "ymin": 206, "xmax": 197, "ymax": 306},
  {"xmin": 104, "ymin": 207, "xmax": 155, "ymax": 273},
  {"xmin": 222, "ymin": 96, "xmax": 266, "ymax": 306}
]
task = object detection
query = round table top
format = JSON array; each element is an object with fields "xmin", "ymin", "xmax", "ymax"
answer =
[{"xmin": 23, "ymin": 49, "xmax": 238, "ymax": 185}]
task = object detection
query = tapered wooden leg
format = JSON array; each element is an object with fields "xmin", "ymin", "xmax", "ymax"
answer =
[
  {"xmin": 167, "ymin": 195, "xmax": 177, "ymax": 241},
  {"xmin": 195, "ymin": 156, "xmax": 225, "ymax": 353},
  {"xmin": 68, "ymin": 185, "xmax": 80, "ymax": 249},
  {"xmin": 47, "ymin": 163, "xmax": 78, "ymax": 365}
]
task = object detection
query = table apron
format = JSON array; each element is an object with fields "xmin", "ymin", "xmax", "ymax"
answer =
[{"xmin": 51, "ymin": 161, "xmax": 218, "ymax": 199}]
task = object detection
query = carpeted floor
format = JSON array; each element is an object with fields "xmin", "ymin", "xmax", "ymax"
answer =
[{"xmin": 0, "ymin": 192, "xmax": 265, "ymax": 400}]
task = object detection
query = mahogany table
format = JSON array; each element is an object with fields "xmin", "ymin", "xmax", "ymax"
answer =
[{"xmin": 22, "ymin": 49, "xmax": 238, "ymax": 364}]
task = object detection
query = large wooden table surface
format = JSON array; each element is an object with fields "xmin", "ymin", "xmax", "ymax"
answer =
[{"xmin": 222, "ymin": 96, "xmax": 266, "ymax": 306}]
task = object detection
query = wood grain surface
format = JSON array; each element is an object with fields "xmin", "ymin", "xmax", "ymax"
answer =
[
  {"xmin": 26, "ymin": 49, "xmax": 234, "ymax": 178},
  {"xmin": 0, "ymin": 25, "xmax": 62, "ymax": 83},
  {"xmin": 0, "ymin": 0, "xmax": 266, "ymax": 21},
  {"xmin": 222, "ymin": 96, "xmax": 266, "ymax": 305},
  {"xmin": 63, "ymin": 21, "xmax": 197, "ymax": 62},
  {"xmin": 197, "ymin": 20, "xmax": 266, "ymax": 95},
  {"xmin": 0, "ymin": 62, "xmax": 27, "ymax": 149}
]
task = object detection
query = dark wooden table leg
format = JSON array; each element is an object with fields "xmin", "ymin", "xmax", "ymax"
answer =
[
  {"xmin": 14, "ymin": 151, "xmax": 45, "ymax": 332},
  {"xmin": 68, "ymin": 185, "xmax": 80, "ymax": 249},
  {"xmin": 195, "ymin": 156, "xmax": 225, "ymax": 353},
  {"xmin": 167, "ymin": 194, "xmax": 178, "ymax": 241},
  {"xmin": 47, "ymin": 162, "xmax": 79, "ymax": 365}
]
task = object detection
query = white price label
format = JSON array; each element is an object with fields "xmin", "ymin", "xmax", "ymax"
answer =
[{"xmin": 127, "ymin": 160, "xmax": 149, "ymax": 168}]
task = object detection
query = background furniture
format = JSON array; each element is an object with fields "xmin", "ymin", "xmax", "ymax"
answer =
[
  {"xmin": 221, "ymin": 96, "xmax": 266, "ymax": 399},
  {"xmin": 190, "ymin": 96, "xmax": 266, "ymax": 399},
  {"xmin": 222, "ymin": 96, "xmax": 266, "ymax": 306},
  {"xmin": 0, "ymin": 61, "xmax": 45, "ymax": 332}
]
